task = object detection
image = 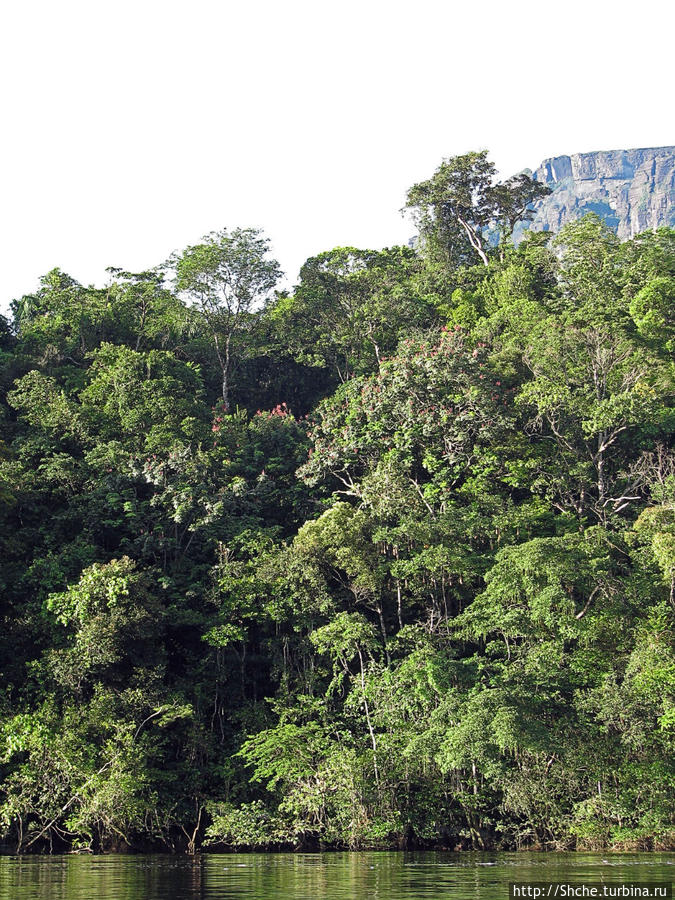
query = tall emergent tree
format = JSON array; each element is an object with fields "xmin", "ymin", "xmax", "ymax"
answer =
[
  {"xmin": 404, "ymin": 150, "xmax": 550, "ymax": 267},
  {"xmin": 174, "ymin": 227, "xmax": 281, "ymax": 410}
]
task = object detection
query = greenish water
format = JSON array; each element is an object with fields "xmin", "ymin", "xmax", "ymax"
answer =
[{"xmin": 0, "ymin": 852, "xmax": 673, "ymax": 900}]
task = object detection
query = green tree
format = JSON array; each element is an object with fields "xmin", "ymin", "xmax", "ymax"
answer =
[
  {"xmin": 174, "ymin": 227, "xmax": 281, "ymax": 410},
  {"xmin": 505, "ymin": 217, "xmax": 673, "ymax": 523},
  {"xmin": 404, "ymin": 151, "xmax": 549, "ymax": 267},
  {"xmin": 271, "ymin": 246, "xmax": 433, "ymax": 381}
]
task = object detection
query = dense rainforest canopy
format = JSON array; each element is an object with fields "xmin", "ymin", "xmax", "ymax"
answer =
[{"xmin": 1, "ymin": 152, "xmax": 674, "ymax": 853}]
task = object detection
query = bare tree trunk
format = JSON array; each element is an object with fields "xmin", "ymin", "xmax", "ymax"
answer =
[
  {"xmin": 358, "ymin": 648, "xmax": 380, "ymax": 790},
  {"xmin": 209, "ymin": 324, "xmax": 231, "ymax": 411},
  {"xmin": 222, "ymin": 332, "xmax": 232, "ymax": 411},
  {"xmin": 457, "ymin": 216, "xmax": 489, "ymax": 267}
]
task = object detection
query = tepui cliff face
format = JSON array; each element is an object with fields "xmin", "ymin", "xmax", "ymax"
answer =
[{"xmin": 521, "ymin": 146, "xmax": 675, "ymax": 240}]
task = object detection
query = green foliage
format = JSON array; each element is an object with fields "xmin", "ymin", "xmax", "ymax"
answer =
[
  {"xmin": 173, "ymin": 227, "xmax": 281, "ymax": 410},
  {"xmin": 269, "ymin": 246, "xmax": 435, "ymax": 382},
  {"xmin": 404, "ymin": 150, "xmax": 550, "ymax": 268},
  {"xmin": 1, "ymin": 193, "xmax": 674, "ymax": 853}
]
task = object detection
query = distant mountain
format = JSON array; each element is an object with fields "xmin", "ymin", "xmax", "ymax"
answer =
[{"xmin": 517, "ymin": 146, "xmax": 675, "ymax": 241}]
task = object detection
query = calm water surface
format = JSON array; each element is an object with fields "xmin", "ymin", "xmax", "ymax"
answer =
[{"xmin": 0, "ymin": 852, "xmax": 673, "ymax": 900}]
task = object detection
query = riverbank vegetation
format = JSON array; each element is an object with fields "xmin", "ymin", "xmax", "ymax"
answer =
[{"xmin": 1, "ymin": 152, "xmax": 674, "ymax": 853}]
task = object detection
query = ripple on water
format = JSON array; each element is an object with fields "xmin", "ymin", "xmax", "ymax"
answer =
[{"xmin": 0, "ymin": 852, "xmax": 673, "ymax": 900}]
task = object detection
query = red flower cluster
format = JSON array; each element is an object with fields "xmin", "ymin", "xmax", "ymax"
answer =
[{"xmin": 258, "ymin": 402, "xmax": 290, "ymax": 418}]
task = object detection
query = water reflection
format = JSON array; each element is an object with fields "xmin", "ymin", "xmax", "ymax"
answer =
[{"xmin": 0, "ymin": 852, "xmax": 673, "ymax": 900}]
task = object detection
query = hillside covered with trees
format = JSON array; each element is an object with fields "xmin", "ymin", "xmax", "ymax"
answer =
[{"xmin": 0, "ymin": 152, "xmax": 674, "ymax": 853}]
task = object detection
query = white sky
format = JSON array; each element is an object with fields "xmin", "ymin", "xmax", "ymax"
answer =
[{"xmin": 0, "ymin": 0, "xmax": 673, "ymax": 313}]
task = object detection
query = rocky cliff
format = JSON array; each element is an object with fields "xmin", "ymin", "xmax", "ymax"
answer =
[{"xmin": 520, "ymin": 146, "xmax": 675, "ymax": 240}]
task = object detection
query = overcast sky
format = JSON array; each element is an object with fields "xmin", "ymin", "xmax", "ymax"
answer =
[{"xmin": 0, "ymin": 0, "xmax": 672, "ymax": 312}]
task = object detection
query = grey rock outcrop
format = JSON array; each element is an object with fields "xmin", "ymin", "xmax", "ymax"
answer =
[{"xmin": 519, "ymin": 146, "xmax": 675, "ymax": 240}]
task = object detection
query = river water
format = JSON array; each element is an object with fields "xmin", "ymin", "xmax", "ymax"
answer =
[{"xmin": 0, "ymin": 852, "xmax": 673, "ymax": 899}]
